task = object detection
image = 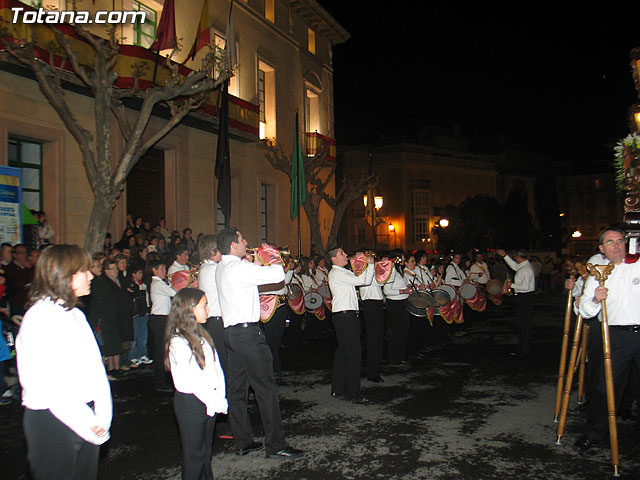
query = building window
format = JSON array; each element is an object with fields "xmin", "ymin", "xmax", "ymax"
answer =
[
  {"xmin": 8, "ymin": 138, "xmax": 43, "ymax": 211},
  {"xmin": 214, "ymin": 32, "xmax": 239, "ymax": 96},
  {"xmin": 265, "ymin": 0, "xmax": 274, "ymax": 23},
  {"xmin": 305, "ymin": 88, "xmax": 320, "ymax": 135},
  {"xmin": 132, "ymin": 1, "xmax": 157, "ymax": 49},
  {"xmin": 307, "ymin": 27, "xmax": 316, "ymax": 54},
  {"xmin": 411, "ymin": 189, "xmax": 430, "ymax": 243},
  {"xmin": 260, "ymin": 184, "xmax": 268, "ymax": 242},
  {"xmin": 258, "ymin": 59, "xmax": 276, "ymax": 140}
]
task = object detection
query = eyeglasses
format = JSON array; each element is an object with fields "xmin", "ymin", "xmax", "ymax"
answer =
[{"xmin": 604, "ymin": 239, "xmax": 625, "ymax": 247}]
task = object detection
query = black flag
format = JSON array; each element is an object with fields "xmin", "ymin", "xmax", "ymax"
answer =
[{"xmin": 215, "ymin": 80, "xmax": 231, "ymax": 226}]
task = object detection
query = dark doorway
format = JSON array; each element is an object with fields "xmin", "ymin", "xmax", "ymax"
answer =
[{"xmin": 126, "ymin": 148, "xmax": 165, "ymax": 225}]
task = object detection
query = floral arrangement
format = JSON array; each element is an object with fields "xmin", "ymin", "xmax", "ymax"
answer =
[{"xmin": 613, "ymin": 133, "xmax": 640, "ymax": 192}]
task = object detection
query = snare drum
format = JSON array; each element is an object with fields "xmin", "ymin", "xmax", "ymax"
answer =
[
  {"xmin": 406, "ymin": 291, "xmax": 434, "ymax": 318},
  {"xmin": 304, "ymin": 292, "xmax": 324, "ymax": 310},
  {"xmin": 486, "ymin": 279, "xmax": 503, "ymax": 295},
  {"xmin": 459, "ymin": 283, "xmax": 477, "ymax": 300},
  {"xmin": 431, "ymin": 288, "xmax": 451, "ymax": 306}
]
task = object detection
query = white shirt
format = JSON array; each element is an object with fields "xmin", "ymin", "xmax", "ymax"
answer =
[
  {"xmin": 579, "ymin": 260, "xmax": 640, "ymax": 325},
  {"xmin": 216, "ymin": 255, "xmax": 285, "ymax": 327},
  {"xmin": 359, "ymin": 276, "xmax": 385, "ymax": 301},
  {"xmin": 169, "ymin": 336, "xmax": 228, "ymax": 416},
  {"xmin": 329, "ymin": 263, "xmax": 374, "ymax": 312},
  {"xmin": 16, "ymin": 299, "xmax": 112, "ymax": 445},
  {"xmin": 503, "ymin": 256, "xmax": 535, "ymax": 293},
  {"xmin": 314, "ymin": 267, "xmax": 329, "ymax": 287},
  {"xmin": 469, "ymin": 262, "xmax": 490, "ymax": 285},
  {"xmin": 168, "ymin": 261, "xmax": 189, "ymax": 275},
  {"xmin": 383, "ymin": 268, "xmax": 409, "ymax": 300},
  {"xmin": 403, "ymin": 268, "xmax": 424, "ymax": 290},
  {"xmin": 417, "ymin": 264, "xmax": 435, "ymax": 286},
  {"xmin": 198, "ymin": 259, "xmax": 222, "ymax": 317},
  {"xmin": 150, "ymin": 276, "xmax": 176, "ymax": 315},
  {"xmin": 445, "ymin": 262, "xmax": 466, "ymax": 287}
]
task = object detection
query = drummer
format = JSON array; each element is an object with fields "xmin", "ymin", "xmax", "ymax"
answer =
[
  {"xmin": 468, "ymin": 252, "xmax": 490, "ymax": 287},
  {"xmin": 404, "ymin": 254, "xmax": 428, "ymax": 361},
  {"xmin": 416, "ymin": 250, "xmax": 437, "ymax": 288},
  {"xmin": 445, "ymin": 253, "xmax": 467, "ymax": 288},
  {"xmin": 300, "ymin": 257, "xmax": 324, "ymax": 339}
]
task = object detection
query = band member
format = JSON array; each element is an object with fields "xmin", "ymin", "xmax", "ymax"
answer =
[
  {"xmin": 215, "ymin": 228, "xmax": 302, "ymax": 459},
  {"xmin": 575, "ymin": 225, "xmax": 640, "ymax": 452},
  {"xmin": 445, "ymin": 253, "xmax": 466, "ymax": 288},
  {"xmin": 328, "ymin": 247, "xmax": 374, "ymax": 401},
  {"xmin": 299, "ymin": 257, "xmax": 323, "ymax": 339},
  {"xmin": 384, "ymin": 250, "xmax": 412, "ymax": 365},
  {"xmin": 404, "ymin": 254, "xmax": 428, "ymax": 360},
  {"xmin": 359, "ymin": 253, "xmax": 386, "ymax": 383},
  {"xmin": 285, "ymin": 262, "xmax": 306, "ymax": 346},
  {"xmin": 416, "ymin": 251, "xmax": 436, "ymax": 288},
  {"xmin": 432, "ymin": 262, "xmax": 445, "ymax": 287},
  {"xmin": 497, "ymin": 249, "xmax": 535, "ymax": 356},
  {"xmin": 168, "ymin": 247, "xmax": 190, "ymax": 275},
  {"xmin": 469, "ymin": 253, "xmax": 490, "ymax": 287}
]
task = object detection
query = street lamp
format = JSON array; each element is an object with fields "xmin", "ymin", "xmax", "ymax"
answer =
[
  {"xmin": 439, "ymin": 218, "xmax": 449, "ymax": 228},
  {"xmin": 363, "ymin": 192, "xmax": 384, "ymax": 251},
  {"xmin": 572, "ymin": 230, "xmax": 582, "ymax": 238}
]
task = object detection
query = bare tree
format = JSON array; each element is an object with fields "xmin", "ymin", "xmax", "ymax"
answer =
[
  {"xmin": 263, "ymin": 141, "xmax": 378, "ymax": 255},
  {"xmin": 1, "ymin": 20, "xmax": 228, "ymax": 253}
]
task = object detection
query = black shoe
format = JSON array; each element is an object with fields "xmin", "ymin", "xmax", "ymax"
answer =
[
  {"xmin": 573, "ymin": 434, "xmax": 600, "ymax": 453},
  {"xmin": 235, "ymin": 441, "xmax": 263, "ymax": 456},
  {"xmin": 266, "ymin": 446, "xmax": 303, "ymax": 459},
  {"xmin": 367, "ymin": 377, "xmax": 384, "ymax": 383}
]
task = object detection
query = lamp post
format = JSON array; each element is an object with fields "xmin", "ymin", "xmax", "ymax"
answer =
[{"xmin": 364, "ymin": 192, "xmax": 383, "ymax": 251}]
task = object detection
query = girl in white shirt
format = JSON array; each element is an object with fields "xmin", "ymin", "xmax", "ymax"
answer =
[
  {"xmin": 165, "ymin": 288, "xmax": 228, "ymax": 480},
  {"xmin": 17, "ymin": 244, "xmax": 112, "ymax": 480}
]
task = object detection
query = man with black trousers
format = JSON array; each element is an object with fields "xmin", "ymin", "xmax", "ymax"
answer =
[
  {"xmin": 496, "ymin": 249, "xmax": 535, "ymax": 357},
  {"xmin": 215, "ymin": 228, "xmax": 302, "ymax": 459},
  {"xmin": 327, "ymin": 247, "xmax": 374, "ymax": 401}
]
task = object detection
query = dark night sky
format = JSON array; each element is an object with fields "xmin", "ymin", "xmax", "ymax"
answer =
[{"xmin": 321, "ymin": 2, "xmax": 639, "ymax": 168}]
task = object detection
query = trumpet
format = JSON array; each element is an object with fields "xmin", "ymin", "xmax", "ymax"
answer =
[{"xmin": 245, "ymin": 246, "xmax": 290, "ymax": 266}]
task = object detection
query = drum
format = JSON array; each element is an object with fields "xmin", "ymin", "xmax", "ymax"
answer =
[
  {"xmin": 459, "ymin": 283, "xmax": 477, "ymax": 300},
  {"xmin": 317, "ymin": 285, "xmax": 331, "ymax": 298},
  {"xmin": 406, "ymin": 291, "xmax": 434, "ymax": 318},
  {"xmin": 486, "ymin": 279, "xmax": 503, "ymax": 295},
  {"xmin": 431, "ymin": 288, "xmax": 451, "ymax": 306},
  {"xmin": 304, "ymin": 292, "xmax": 323, "ymax": 310},
  {"xmin": 440, "ymin": 285, "xmax": 457, "ymax": 301}
]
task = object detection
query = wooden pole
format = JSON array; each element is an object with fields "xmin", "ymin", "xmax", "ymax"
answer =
[
  {"xmin": 576, "ymin": 324, "xmax": 589, "ymax": 405},
  {"xmin": 556, "ymin": 313, "xmax": 583, "ymax": 443},
  {"xmin": 554, "ymin": 272, "xmax": 576, "ymax": 423},
  {"xmin": 588, "ymin": 263, "xmax": 619, "ymax": 477}
]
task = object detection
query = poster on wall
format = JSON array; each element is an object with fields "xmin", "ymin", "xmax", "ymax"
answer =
[{"xmin": 0, "ymin": 166, "xmax": 22, "ymax": 245}]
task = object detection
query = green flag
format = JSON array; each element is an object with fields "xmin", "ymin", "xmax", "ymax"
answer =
[{"xmin": 290, "ymin": 112, "xmax": 307, "ymax": 219}]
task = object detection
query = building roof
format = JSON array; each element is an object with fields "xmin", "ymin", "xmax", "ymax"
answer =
[{"xmin": 286, "ymin": 0, "xmax": 350, "ymax": 44}]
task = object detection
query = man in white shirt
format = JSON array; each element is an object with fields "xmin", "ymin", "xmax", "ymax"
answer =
[
  {"xmin": 197, "ymin": 235, "xmax": 225, "ymax": 369},
  {"xmin": 328, "ymin": 247, "xmax": 374, "ymax": 401},
  {"xmin": 445, "ymin": 253, "xmax": 466, "ymax": 288},
  {"xmin": 215, "ymin": 228, "xmax": 302, "ymax": 459},
  {"xmin": 497, "ymin": 249, "xmax": 535, "ymax": 356},
  {"xmin": 168, "ymin": 247, "xmax": 190, "ymax": 275},
  {"xmin": 574, "ymin": 225, "xmax": 640, "ymax": 452},
  {"xmin": 359, "ymin": 260, "xmax": 386, "ymax": 384},
  {"xmin": 469, "ymin": 253, "xmax": 490, "ymax": 286}
]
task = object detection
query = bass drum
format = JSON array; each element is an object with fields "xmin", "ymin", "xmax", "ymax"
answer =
[{"xmin": 440, "ymin": 285, "xmax": 457, "ymax": 301}]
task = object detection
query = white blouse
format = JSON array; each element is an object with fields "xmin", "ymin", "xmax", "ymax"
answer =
[
  {"xmin": 17, "ymin": 298, "xmax": 113, "ymax": 445},
  {"xmin": 169, "ymin": 336, "xmax": 228, "ymax": 416}
]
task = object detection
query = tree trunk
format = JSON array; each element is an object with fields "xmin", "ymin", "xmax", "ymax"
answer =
[
  {"xmin": 83, "ymin": 191, "xmax": 117, "ymax": 254},
  {"xmin": 304, "ymin": 196, "xmax": 326, "ymax": 256}
]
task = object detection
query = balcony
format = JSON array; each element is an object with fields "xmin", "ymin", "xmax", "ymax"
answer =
[{"xmin": 305, "ymin": 132, "xmax": 336, "ymax": 162}]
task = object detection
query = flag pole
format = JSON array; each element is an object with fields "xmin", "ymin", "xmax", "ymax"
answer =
[{"xmin": 296, "ymin": 108, "xmax": 302, "ymax": 259}]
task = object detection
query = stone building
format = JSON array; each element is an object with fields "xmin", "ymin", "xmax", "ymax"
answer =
[{"xmin": 0, "ymin": 0, "xmax": 347, "ymax": 252}]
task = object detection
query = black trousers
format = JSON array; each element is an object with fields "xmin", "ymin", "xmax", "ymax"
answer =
[
  {"xmin": 331, "ymin": 311, "xmax": 362, "ymax": 396},
  {"xmin": 174, "ymin": 392, "xmax": 216, "ymax": 480},
  {"xmin": 204, "ymin": 316, "xmax": 227, "ymax": 373},
  {"xmin": 149, "ymin": 314, "xmax": 171, "ymax": 388},
  {"xmin": 514, "ymin": 292, "xmax": 534, "ymax": 355},
  {"xmin": 224, "ymin": 323, "xmax": 286, "ymax": 455},
  {"xmin": 23, "ymin": 408, "xmax": 100, "ymax": 480},
  {"xmin": 387, "ymin": 299, "xmax": 409, "ymax": 363},
  {"xmin": 406, "ymin": 313, "xmax": 427, "ymax": 359},
  {"xmin": 586, "ymin": 327, "xmax": 640, "ymax": 441},
  {"xmin": 260, "ymin": 305, "xmax": 287, "ymax": 372},
  {"xmin": 361, "ymin": 300, "xmax": 384, "ymax": 380}
]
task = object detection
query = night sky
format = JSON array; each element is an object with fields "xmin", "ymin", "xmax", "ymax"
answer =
[{"xmin": 322, "ymin": 2, "xmax": 639, "ymax": 169}]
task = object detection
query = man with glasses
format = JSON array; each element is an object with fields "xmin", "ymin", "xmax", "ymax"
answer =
[{"xmin": 574, "ymin": 224, "xmax": 640, "ymax": 452}]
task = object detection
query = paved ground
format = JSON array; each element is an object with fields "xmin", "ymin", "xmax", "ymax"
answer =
[{"xmin": 2, "ymin": 293, "xmax": 640, "ymax": 479}]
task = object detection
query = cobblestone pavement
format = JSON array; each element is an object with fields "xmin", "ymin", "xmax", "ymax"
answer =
[{"xmin": 2, "ymin": 293, "xmax": 639, "ymax": 479}]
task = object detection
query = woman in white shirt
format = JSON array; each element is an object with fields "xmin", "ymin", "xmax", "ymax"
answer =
[
  {"xmin": 17, "ymin": 244, "xmax": 112, "ymax": 480},
  {"xmin": 165, "ymin": 288, "xmax": 228, "ymax": 480}
]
